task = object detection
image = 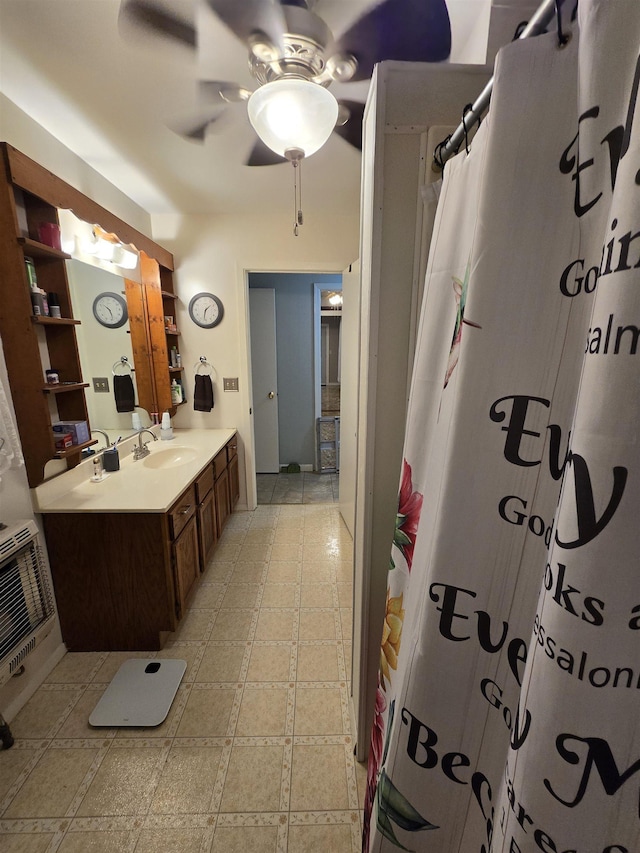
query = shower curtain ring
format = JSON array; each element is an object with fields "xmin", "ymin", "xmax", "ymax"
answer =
[
  {"xmin": 555, "ymin": 0, "xmax": 570, "ymax": 47},
  {"xmin": 462, "ymin": 104, "xmax": 473, "ymax": 155}
]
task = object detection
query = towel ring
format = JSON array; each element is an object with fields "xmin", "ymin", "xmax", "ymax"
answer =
[
  {"xmin": 194, "ymin": 356, "xmax": 215, "ymax": 375},
  {"xmin": 112, "ymin": 356, "xmax": 134, "ymax": 376}
]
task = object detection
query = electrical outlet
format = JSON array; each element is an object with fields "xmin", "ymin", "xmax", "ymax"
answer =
[
  {"xmin": 93, "ymin": 377, "xmax": 110, "ymax": 393},
  {"xmin": 223, "ymin": 377, "xmax": 239, "ymax": 392}
]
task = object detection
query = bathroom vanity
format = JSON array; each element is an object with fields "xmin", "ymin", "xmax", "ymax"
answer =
[{"xmin": 33, "ymin": 429, "xmax": 239, "ymax": 651}]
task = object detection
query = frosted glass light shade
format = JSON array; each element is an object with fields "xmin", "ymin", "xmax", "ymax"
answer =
[{"xmin": 248, "ymin": 79, "xmax": 338, "ymax": 159}]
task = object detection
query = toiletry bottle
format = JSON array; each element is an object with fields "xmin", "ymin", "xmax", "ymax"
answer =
[
  {"xmin": 171, "ymin": 379, "xmax": 182, "ymax": 405},
  {"xmin": 91, "ymin": 455, "xmax": 104, "ymax": 481}
]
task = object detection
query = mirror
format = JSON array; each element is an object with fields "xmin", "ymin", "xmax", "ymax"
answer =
[{"xmin": 66, "ymin": 260, "xmax": 150, "ymax": 434}]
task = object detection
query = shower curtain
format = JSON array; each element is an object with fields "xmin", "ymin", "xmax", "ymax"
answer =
[{"xmin": 364, "ymin": 2, "xmax": 640, "ymax": 851}]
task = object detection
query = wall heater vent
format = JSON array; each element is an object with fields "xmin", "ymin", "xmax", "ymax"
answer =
[{"xmin": 0, "ymin": 520, "xmax": 56, "ymax": 688}]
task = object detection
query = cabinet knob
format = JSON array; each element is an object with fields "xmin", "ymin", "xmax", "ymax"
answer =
[{"xmin": 179, "ymin": 505, "xmax": 191, "ymax": 515}]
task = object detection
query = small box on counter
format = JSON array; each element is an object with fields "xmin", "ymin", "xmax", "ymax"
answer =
[
  {"xmin": 52, "ymin": 420, "xmax": 90, "ymax": 445},
  {"xmin": 52, "ymin": 431, "xmax": 73, "ymax": 451}
]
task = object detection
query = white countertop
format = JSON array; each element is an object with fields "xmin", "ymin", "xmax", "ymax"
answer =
[{"xmin": 32, "ymin": 428, "xmax": 236, "ymax": 514}]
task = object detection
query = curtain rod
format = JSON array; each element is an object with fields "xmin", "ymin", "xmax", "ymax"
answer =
[{"xmin": 434, "ymin": 0, "xmax": 567, "ymax": 170}]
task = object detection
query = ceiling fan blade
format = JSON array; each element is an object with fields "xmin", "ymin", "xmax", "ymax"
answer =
[
  {"xmin": 333, "ymin": 0, "xmax": 452, "ymax": 82},
  {"xmin": 246, "ymin": 139, "xmax": 288, "ymax": 167},
  {"xmin": 205, "ymin": 0, "xmax": 286, "ymax": 56},
  {"xmin": 198, "ymin": 80, "xmax": 252, "ymax": 104},
  {"xmin": 119, "ymin": 0, "xmax": 197, "ymax": 49},
  {"xmin": 334, "ymin": 100, "xmax": 364, "ymax": 151},
  {"xmin": 168, "ymin": 107, "xmax": 228, "ymax": 142}
]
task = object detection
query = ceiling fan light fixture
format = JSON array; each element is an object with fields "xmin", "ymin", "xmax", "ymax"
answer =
[{"xmin": 247, "ymin": 78, "xmax": 338, "ymax": 159}]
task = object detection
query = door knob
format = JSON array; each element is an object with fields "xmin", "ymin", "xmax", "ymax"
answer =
[{"xmin": 268, "ymin": 391, "xmax": 275, "ymax": 399}]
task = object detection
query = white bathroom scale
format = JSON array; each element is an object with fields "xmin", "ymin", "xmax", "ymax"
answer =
[{"xmin": 89, "ymin": 659, "xmax": 186, "ymax": 727}]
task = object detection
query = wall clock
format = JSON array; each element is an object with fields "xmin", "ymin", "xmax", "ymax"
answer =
[
  {"xmin": 188, "ymin": 292, "xmax": 224, "ymax": 328},
  {"xmin": 92, "ymin": 292, "xmax": 128, "ymax": 328}
]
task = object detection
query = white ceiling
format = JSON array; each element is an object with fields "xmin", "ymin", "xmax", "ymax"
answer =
[{"xmin": 0, "ymin": 0, "xmax": 524, "ymax": 218}]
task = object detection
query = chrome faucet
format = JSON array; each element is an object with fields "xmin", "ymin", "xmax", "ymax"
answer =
[
  {"xmin": 91, "ymin": 429, "xmax": 111, "ymax": 450},
  {"xmin": 132, "ymin": 428, "xmax": 158, "ymax": 461}
]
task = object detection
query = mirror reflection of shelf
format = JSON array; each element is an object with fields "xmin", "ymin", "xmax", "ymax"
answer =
[
  {"xmin": 32, "ymin": 316, "xmax": 80, "ymax": 326},
  {"xmin": 42, "ymin": 383, "xmax": 90, "ymax": 394}
]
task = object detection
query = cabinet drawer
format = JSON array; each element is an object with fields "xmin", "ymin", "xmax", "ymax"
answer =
[
  {"xmin": 226, "ymin": 437, "xmax": 238, "ymax": 463},
  {"xmin": 169, "ymin": 484, "xmax": 196, "ymax": 539},
  {"xmin": 214, "ymin": 448, "xmax": 227, "ymax": 480},
  {"xmin": 195, "ymin": 463, "xmax": 214, "ymax": 502}
]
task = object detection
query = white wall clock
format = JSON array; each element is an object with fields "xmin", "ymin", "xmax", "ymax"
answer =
[
  {"xmin": 92, "ymin": 292, "xmax": 128, "ymax": 329},
  {"xmin": 188, "ymin": 292, "xmax": 224, "ymax": 328}
]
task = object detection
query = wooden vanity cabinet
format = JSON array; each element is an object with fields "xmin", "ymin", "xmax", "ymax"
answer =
[
  {"xmin": 214, "ymin": 448, "xmax": 231, "ymax": 535},
  {"xmin": 169, "ymin": 483, "xmax": 199, "ymax": 620},
  {"xmin": 228, "ymin": 438, "xmax": 239, "ymax": 508}
]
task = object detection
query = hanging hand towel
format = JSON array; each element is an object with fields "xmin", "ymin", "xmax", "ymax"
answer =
[
  {"xmin": 193, "ymin": 374, "xmax": 214, "ymax": 412},
  {"xmin": 113, "ymin": 374, "xmax": 135, "ymax": 413}
]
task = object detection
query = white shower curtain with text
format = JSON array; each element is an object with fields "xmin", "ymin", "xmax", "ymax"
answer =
[{"xmin": 364, "ymin": 2, "xmax": 640, "ymax": 851}]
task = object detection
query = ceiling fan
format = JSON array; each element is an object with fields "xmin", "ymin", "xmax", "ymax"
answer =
[{"xmin": 119, "ymin": 0, "xmax": 452, "ymax": 166}]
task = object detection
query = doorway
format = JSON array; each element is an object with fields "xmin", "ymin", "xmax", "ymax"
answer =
[{"xmin": 247, "ymin": 272, "xmax": 342, "ymax": 497}]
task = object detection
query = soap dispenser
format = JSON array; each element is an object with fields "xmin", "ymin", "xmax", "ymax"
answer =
[
  {"xmin": 171, "ymin": 379, "xmax": 182, "ymax": 406},
  {"xmin": 160, "ymin": 412, "xmax": 174, "ymax": 440}
]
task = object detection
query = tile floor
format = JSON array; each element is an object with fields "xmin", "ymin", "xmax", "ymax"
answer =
[
  {"xmin": 257, "ymin": 473, "xmax": 339, "ymax": 505},
  {"xmin": 0, "ymin": 503, "xmax": 366, "ymax": 852}
]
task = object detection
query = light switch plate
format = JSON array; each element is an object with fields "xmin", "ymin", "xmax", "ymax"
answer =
[
  {"xmin": 93, "ymin": 377, "xmax": 110, "ymax": 393},
  {"xmin": 223, "ymin": 377, "xmax": 239, "ymax": 391}
]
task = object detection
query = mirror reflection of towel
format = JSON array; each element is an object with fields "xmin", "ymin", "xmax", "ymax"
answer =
[
  {"xmin": 113, "ymin": 374, "xmax": 135, "ymax": 413},
  {"xmin": 194, "ymin": 374, "xmax": 214, "ymax": 412}
]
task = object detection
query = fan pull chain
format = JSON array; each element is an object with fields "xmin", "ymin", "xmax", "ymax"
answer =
[{"xmin": 292, "ymin": 159, "xmax": 303, "ymax": 237}]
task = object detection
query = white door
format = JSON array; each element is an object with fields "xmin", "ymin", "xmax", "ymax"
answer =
[{"xmin": 250, "ymin": 288, "xmax": 280, "ymax": 473}]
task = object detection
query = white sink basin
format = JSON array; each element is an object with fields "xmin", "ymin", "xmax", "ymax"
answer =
[{"xmin": 142, "ymin": 446, "xmax": 199, "ymax": 469}]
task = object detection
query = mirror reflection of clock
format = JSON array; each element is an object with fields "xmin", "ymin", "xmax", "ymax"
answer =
[
  {"xmin": 92, "ymin": 292, "xmax": 128, "ymax": 329},
  {"xmin": 188, "ymin": 293, "xmax": 224, "ymax": 328}
]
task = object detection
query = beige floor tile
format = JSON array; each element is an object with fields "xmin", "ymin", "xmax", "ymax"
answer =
[
  {"xmin": 0, "ymin": 745, "xmax": 40, "ymax": 803},
  {"xmin": 340, "ymin": 608, "xmax": 353, "ymax": 640},
  {"xmin": 336, "ymin": 561, "xmax": 354, "ymax": 584},
  {"xmin": 171, "ymin": 609, "xmax": 213, "ymax": 642},
  {"xmin": 246, "ymin": 645, "xmax": 292, "ymax": 682},
  {"xmin": 176, "ymin": 687, "xmax": 237, "ymax": 737},
  {"xmin": 354, "ymin": 757, "xmax": 368, "ymax": 811},
  {"xmin": 300, "ymin": 584, "xmax": 333, "ymax": 607},
  {"xmin": 196, "ymin": 644, "xmax": 246, "ymax": 682},
  {"xmin": 301, "ymin": 562, "xmax": 334, "ymax": 583},
  {"xmin": 231, "ymin": 561, "xmax": 267, "ymax": 583},
  {"xmin": 4, "ymin": 747, "xmax": 98, "ymax": 818},
  {"xmin": 294, "ymin": 687, "xmax": 344, "ymax": 735},
  {"xmin": 134, "ymin": 828, "xmax": 206, "ymax": 853},
  {"xmin": 260, "ymin": 583, "xmax": 297, "ymax": 608},
  {"xmin": 213, "ymin": 543, "xmax": 242, "ymax": 562},
  {"xmin": 202, "ymin": 561, "xmax": 234, "ymax": 582},
  {"xmin": 296, "ymin": 645, "xmax": 340, "ymax": 681},
  {"xmin": 149, "ymin": 746, "xmax": 222, "ymax": 813},
  {"xmin": 303, "ymin": 543, "xmax": 341, "ymax": 562},
  {"xmin": 220, "ymin": 583, "xmax": 260, "ymax": 609},
  {"xmin": 220, "ymin": 745, "xmax": 283, "ymax": 812},
  {"xmin": 337, "ymin": 583, "xmax": 353, "ymax": 608},
  {"xmin": 287, "ymin": 823, "xmax": 353, "ymax": 853},
  {"xmin": 1, "ymin": 834, "xmax": 54, "ymax": 852},
  {"xmin": 191, "ymin": 582, "xmax": 224, "ymax": 608},
  {"xmin": 239, "ymin": 543, "xmax": 271, "ymax": 562},
  {"xmin": 76, "ymin": 747, "xmax": 164, "ymax": 816},
  {"xmin": 298, "ymin": 610, "xmax": 337, "ymax": 641},
  {"xmin": 273, "ymin": 527, "xmax": 303, "ymax": 544},
  {"xmin": 254, "ymin": 609, "xmax": 296, "ymax": 641},
  {"xmin": 270, "ymin": 543, "xmax": 302, "ymax": 561},
  {"xmin": 290, "ymin": 744, "xmax": 349, "ymax": 810},
  {"xmin": 344, "ymin": 643, "xmax": 353, "ymax": 682},
  {"xmin": 56, "ymin": 688, "xmax": 112, "ymax": 739},
  {"xmin": 266, "ymin": 561, "xmax": 300, "ymax": 583},
  {"xmin": 210, "ymin": 610, "xmax": 255, "ymax": 641},
  {"xmin": 9, "ymin": 688, "xmax": 83, "ymax": 739},
  {"xmin": 45, "ymin": 653, "xmax": 105, "ymax": 683},
  {"xmin": 57, "ymin": 830, "xmax": 131, "ymax": 852},
  {"xmin": 275, "ymin": 516, "xmax": 304, "ymax": 529},
  {"xmin": 244, "ymin": 527, "xmax": 275, "ymax": 544},
  {"xmin": 211, "ymin": 825, "xmax": 278, "ymax": 853},
  {"xmin": 235, "ymin": 686, "xmax": 289, "ymax": 736}
]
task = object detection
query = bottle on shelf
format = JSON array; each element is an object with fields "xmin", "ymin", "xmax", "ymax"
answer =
[{"xmin": 171, "ymin": 379, "xmax": 182, "ymax": 405}]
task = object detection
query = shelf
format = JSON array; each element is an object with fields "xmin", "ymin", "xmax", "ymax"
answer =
[
  {"xmin": 18, "ymin": 237, "xmax": 71, "ymax": 260},
  {"xmin": 164, "ymin": 328, "xmax": 180, "ymax": 335},
  {"xmin": 161, "ymin": 290, "xmax": 178, "ymax": 300},
  {"xmin": 53, "ymin": 438, "xmax": 98, "ymax": 459},
  {"xmin": 31, "ymin": 315, "xmax": 80, "ymax": 326},
  {"xmin": 42, "ymin": 382, "xmax": 90, "ymax": 394},
  {"xmin": 169, "ymin": 366, "xmax": 183, "ymax": 374}
]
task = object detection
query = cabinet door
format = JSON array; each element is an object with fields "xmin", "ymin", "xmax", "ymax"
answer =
[
  {"xmin": 173, "ymin": 516, "xmax": 199, "ymax": 620},
  {"xmin": 198, "ymin": 487, "xmax": 218, "ymax": 572},
  {"xmin": 228, "ymin": 452, "xmax": 240, "ymax": 508},
  {"xmin": 215, "ymin": 467, "xmax": 230, "ymax": 535}
]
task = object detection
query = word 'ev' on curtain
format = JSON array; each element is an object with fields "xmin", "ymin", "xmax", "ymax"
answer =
[{"xmin": 364, "ymin": 2, "xmax": 640, "ymax": 851}]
